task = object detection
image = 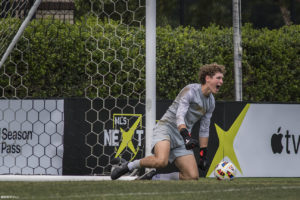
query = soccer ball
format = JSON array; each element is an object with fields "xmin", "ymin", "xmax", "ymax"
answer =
[{"xmin": 214, "ymin": 161, "xmax": 236, "ymax": 180}]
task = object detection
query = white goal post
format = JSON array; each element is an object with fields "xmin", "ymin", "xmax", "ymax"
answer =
[{"xmin": 145, "ymin": 0, "xmax": 156, "ymax": 158}]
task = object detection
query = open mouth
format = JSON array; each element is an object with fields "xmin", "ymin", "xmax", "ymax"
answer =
[{"xmin": 216, "ymin": 85, "xmax": 221, "ymax": 90}]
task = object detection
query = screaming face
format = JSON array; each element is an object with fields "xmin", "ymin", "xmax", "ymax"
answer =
[{"xmin": 206, "ymin": 72, "xmax": 224, "ymax": 94}]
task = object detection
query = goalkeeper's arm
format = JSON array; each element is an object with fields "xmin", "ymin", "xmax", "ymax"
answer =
[
  {"xmin": 198, "ymin": 108, "xmax": 213, "ymax": 170},
  {"xmin": 198, "ymin": 137, "xmax": 209, "ymax": 170}
]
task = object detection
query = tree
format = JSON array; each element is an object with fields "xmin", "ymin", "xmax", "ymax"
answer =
[{"xmin": 73, "ymin": 0, "xmax": 299, "ymax": 28}]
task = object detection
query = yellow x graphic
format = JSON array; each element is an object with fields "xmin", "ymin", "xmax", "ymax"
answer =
[
  {"xmin": 206, "ymin": 104, "xmax": 250, "ymax": 177},
  {"xmin": 114, "ymin": 116, "xmax": 142, "ymax": 160}
]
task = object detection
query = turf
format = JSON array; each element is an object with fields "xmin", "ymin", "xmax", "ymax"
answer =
[{"xmin": 0, "ymin": 178, "xmax": 300, "ymax": 200}]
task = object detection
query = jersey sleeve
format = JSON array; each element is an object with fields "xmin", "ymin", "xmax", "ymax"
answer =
[
  {"xmin": 176, "ymin": 87, "xmax": 193, "ymax": 127},
  {"xmin": 198, "ymin": 104, "xmax": 215, "ymax": 138}
]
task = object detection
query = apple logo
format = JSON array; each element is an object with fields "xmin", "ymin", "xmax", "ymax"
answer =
[{"xmin": 271, "ymin": 127, "xmax": 283, "ymax": 154}]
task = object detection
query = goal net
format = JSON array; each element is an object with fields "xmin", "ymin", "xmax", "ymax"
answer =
[
  {"xmin": 0, "ymin": 0, "xmax": 147, "ymax": 177},
  {"xmin": 0, "ymin": 0, "xmax": 30, "ymax": 62},
  {"xmin": 81, "ymin": 0, "xmax": 146, "ymax": 175}
]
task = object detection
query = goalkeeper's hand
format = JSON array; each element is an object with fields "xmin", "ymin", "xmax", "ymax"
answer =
[
  {"xmin": 198, "ymin": 147, "xmax": 209, "ymax": 170},
  {"xmin": 179, "ymin": 128, "xmax": 198, "ymax": 150}
]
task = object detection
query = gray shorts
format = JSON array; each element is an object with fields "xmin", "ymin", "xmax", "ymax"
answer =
[{"xmin": 151, "ymin": 122, "xmax": 194, "ymax": 163}]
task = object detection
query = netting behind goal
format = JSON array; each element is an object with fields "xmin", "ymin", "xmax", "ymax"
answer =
[
  {"xmin": 0, "ymin": 0, "xmax": 146, "ymax": 176},
  {"xmin": 82, "ymin": 0, "xmax": 146, "ymax": 175},
  {"xmin": 0, "ymin": 0, "xmax": 31, "ymax": 63}
]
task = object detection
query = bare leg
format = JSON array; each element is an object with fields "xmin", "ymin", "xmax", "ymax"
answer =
[
  {"xmin": 111, "ymin": 140, "xmax": 171, "ymax": 180},
  {"xmin": 140, "ymin": 140, "xmax": 170, "ymax": 169},
  {"xmin": 175, "ymin": 154, "xmax": 199, "ymax": 180}
]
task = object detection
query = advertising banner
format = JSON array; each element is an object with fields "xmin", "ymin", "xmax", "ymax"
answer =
[
  {"xmin": 207, "ymin": 103, "xmax": 300, "ymax": 177},
  {"xmin": 63, "ymin": 98, "xmax": 146, "ymax": 175},
  {"xmin": 63, "ymin": 99, "xmax": 300, "ymax": 177},
  {"xmin": 0, "ymin": 100, "xmax": 64, "ymax": 175}
]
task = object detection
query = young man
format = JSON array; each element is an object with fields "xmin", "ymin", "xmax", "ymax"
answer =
[{"xmin": 111, "ymin": 63, "xmax": 225, "ymax": 180}]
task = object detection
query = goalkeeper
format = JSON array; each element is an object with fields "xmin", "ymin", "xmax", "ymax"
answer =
[{"xmin": 111, "ymin": 63, "xmax": 225, "ymax": 180}]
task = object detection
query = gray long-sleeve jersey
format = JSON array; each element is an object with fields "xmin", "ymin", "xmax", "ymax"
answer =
[{"xmin": 160, "ymin": 83, "xmax": 215, "ymax": 137}]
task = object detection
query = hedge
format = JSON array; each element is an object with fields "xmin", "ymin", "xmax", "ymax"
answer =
[{"xmin": 0, "ymin": 17, "xmax": 299, "ymax": 102}]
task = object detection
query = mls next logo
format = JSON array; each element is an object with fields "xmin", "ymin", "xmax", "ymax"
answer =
[{"xmin": 104, "ymin": 114, "xmax": 144, "ymax": 161}]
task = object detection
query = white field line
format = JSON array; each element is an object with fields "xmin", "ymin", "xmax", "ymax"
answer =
[
  {"xmin": 0, "ymin": 175, "xmax": 135, "ymax": 181},
  {"xmin": 17, "ymin": 185, "xmax": 300, "ymax": 199}
]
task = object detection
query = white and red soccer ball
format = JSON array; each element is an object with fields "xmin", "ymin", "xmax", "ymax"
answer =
[{"xmin": 214, "ymin": 161, "xmax": 236, "ymax": 180}]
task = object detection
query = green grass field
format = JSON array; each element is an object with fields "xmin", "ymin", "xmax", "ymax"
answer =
[{"xmin": 0, "ymin": 178, "xmax": 300, "ymax": 200}]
